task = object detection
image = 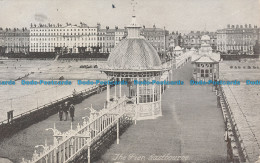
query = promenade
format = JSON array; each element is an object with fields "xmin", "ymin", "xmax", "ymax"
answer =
[{"xmin": 99, "ymin": 62, "xmax": 227, "ymax": 163}]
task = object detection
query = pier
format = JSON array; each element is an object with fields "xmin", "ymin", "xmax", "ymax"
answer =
[
  {"xmin": 0, "ymin": 85, "xmax": 107, "ymax": 141},
  {"xmin": 100, "ymin": 62, "xmax": 227, "ymax": 162}
]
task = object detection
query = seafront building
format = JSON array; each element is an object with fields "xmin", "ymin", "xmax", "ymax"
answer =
[
  {"xmin": 29, "ymin": 23, "xmax": 98, "ymax": 53},
  {"xmin": 216, "ymin": 24, "xmax": 260, "ymax": 54},
  {"xmin": 97, "ymin": 28, "xmax": 106, "ymax": 53},
  {"xmin": 1, "ymin": 23, "xmax": 169, "ymax": 55},
  {"xmin": 0, "ymin": 28, "xmax": 30, "ymax": 54},
  {"xmin": 114, "ymin": 28, "xmax": 125, "ymax": 46},
  {"xmin": 2, "ymin": 23, "xmax": 260, "ymax": 56},
  {"xmin": 140, "ymin": 25, "xmax": 169, "ymax": 53},
  {"xmin": 183, "ymin": 31, "xmax": 217, "ymax": 50},
  {"xmin": 168, "ymin": 32, "xmax": 184, "ymax": 51},
  {"xmin": 29, "ymin": 23, "xmax": 127, "ymax": 54},
  {"xmin": 29, "ymin": 23, "xmax": 169, "ymax": 54},
  {"xmin": 102, "ymin": 28, "xmax": 125, "ymax": 53}
]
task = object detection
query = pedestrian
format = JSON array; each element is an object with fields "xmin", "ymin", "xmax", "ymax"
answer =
[
  {"xmin": 69, "ymin": 103, "xmax": 75, "ymax": 122},
  {"xmin": 63, "ymin": 102, "xmax": 69, "ymax": 121},
  {"xmin": 58, "ymin": 104, "xmax": 63, "ymax": 121}
]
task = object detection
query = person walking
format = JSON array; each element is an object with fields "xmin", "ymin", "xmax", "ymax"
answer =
[
  {"xmin": 58, "ymin": 104, "xmax": 63, "ymax": 121},
  {"xmin": 69, "ymin": 103, "xmax": 75, "ymax": 122},
  {"xmin": 63, "ymin": 102, "xmax": 69, "ymax": 121}
]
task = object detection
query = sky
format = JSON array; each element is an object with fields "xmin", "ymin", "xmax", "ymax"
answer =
[{"xmin": 0, "ymin": 0, "xmax": 259, "ymax": 32}]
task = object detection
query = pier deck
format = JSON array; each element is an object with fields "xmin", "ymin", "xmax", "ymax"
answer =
[
  {"xmin": 0, "ymin": 86, "xmax": 111, "ymax": 163},
  {"xmin": 99, "ymin": 63, "xmax": 227, "ymax": 163}
]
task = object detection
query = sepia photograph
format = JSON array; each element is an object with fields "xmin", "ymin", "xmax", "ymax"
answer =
[{"xmin": 0, "ymin": 0, "xmax": 260, "ymax": 162}]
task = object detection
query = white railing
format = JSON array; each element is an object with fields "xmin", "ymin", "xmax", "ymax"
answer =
[
  {"xmin": 175, "ymin": 52, "xmax": 192, "ymax": 69},
  {"xmin": 22, "ymin": 96, "xmax": 129, "ymax": 163}
]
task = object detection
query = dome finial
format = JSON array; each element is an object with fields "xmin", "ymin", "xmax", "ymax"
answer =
[
  {"xmin": 127, "ymin": 0, "xmax": 141, "ymax": 39},
  {"xmin": 204, "ymin": 23, "xmax": 207, "ymax": 33}
]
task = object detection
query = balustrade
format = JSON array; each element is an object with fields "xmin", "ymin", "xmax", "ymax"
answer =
[{"xmin": 22, "ymin": 96, "xmax": 131, "ymax": 163}]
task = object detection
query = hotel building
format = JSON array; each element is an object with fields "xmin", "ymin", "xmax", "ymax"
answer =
[
  {"xmin": 183, "ymin": 31, "xmax": 217, "ymax": 50},
  {"xmin": 140, "ymin": 26, "xmax": 169, "ymax": 53},
  {"xmin": 29, "ymin": 23, "xmax": 98, "ymax": 53},
  {"xmin": 216, "ymin": 24, "xmax": 260, "ymax": 54},
  {"xmin": 0, "ymin": 28, "xmax": 30, "ymax": 54}
]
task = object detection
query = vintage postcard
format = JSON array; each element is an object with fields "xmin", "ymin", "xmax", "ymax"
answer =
[{"xmin": 0, "ymin": 0, "xmax": 260, "ymax": 162}]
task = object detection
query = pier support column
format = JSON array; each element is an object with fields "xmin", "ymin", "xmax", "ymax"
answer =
[
  {"xmin": 135, "ymin": 77, "xmax": 139, "ymax": 124},
  {"xmin": 114, "ymin": 79, "xmax": 117, "ymax": 98},
  {"xmin": 152, "ymin": 77, "xmax": 155, "ymax": 103},
  {"xmin": 152, "ymin": 77, "xmax": 155, "ymax": 118},
  {"xmin": 119, "ymin": 78, "xmax": 122, "ymax": 98},
  {"xmin": 159, "ymin": 82, "xmax": 162, "ymax": 116},
  {"xmin": 88, "ymin": 145, "xmax": 90, "ymax": 163},
  {"xmin": 137, "ymin": 77, "xmax": 139, "ymax": 104},
  {"xmin": 107, "ymin": 78, "xmax": 110, "ymax": 104}
]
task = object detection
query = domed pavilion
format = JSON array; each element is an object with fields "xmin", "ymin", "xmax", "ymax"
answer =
[
  {"xmin": 191, "ymin": 35, "xmax": 220, "ymax": 81},
  {"xmin": 102, "ymin": 15, "xmax": 167, "ymax": 120},
  {"xmin": 174, "ymin": 46, "xmax": 183, "ymax": 56}
]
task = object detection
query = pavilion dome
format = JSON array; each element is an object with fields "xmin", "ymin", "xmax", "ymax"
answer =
[
  {"xmin": 174, "ymin": 46, "xmax": 182, "ymax": 51},
  {"xmin": 107, "ymin": 38, "xmax": 162, "ymax": 70},
  {"xmin": 201, "ymin": 35, "xmax": 210, "ymax": 41},
  {"xmin": 106, "ymin": 15, "xmax": 162, "ymax": 70},
  {"xmin": 190, "ymin": 47, "xmax": 196, "ymax": 51}
]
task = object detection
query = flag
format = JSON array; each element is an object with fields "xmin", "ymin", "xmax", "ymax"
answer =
[{"xmin": 112, "ymin": 4, "xmax": 116, "ymax": 8}]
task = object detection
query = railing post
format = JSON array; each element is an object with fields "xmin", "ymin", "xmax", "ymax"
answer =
[
  {"xmin": 117, "ymin": 117, "xmax": 120, "ymax": 144},
  {"xmin": 133, "ymin": 104, "xmax": 137, "ymax": 124},
  {"xmin": 54, "ymin": 146, "xmax": 57, "ymax": 163},
  {"xmin": 107, "ymin": 78, "xmax": 110, "ymax": 104},
  {"xmin": 162, "ymin": 80, "xmax": 165, "ymax": 93},
  {"xmin": 87, "ymin": 145, "xmax": 90, "ymax": 163}
]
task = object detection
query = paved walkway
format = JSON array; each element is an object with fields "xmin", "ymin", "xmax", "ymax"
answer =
[{"xmin": 99, "ymin": 63, "xmax": 227, "ymax": 163}]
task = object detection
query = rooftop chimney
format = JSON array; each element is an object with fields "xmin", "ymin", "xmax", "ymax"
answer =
[
  {"xmin": 240, "ymin": 25, "xmax": 243, "ymax": 28},
  {"xmin": 245, "ymin": 24, "xmax": 248, "ymax": 28},
  {"xmin": 249, "ymin": 24, "xmax": 252, "ymax": 28},
  {"xmin": 227, "ymin": 24, "xmax": 230, "ymax": 28}
]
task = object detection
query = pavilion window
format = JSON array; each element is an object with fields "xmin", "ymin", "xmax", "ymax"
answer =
[
  {"xmin": 205, "ymin": 70, "xmax": 209, "ymax": 77},
  {"xmin": 201, "ymin": 70, "xmax": 204, "ymax": 77}
]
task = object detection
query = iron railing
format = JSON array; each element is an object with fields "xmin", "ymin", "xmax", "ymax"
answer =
[{"xmin": 22, "ymin": 96, "xmax": 132, "ymax": 163}]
